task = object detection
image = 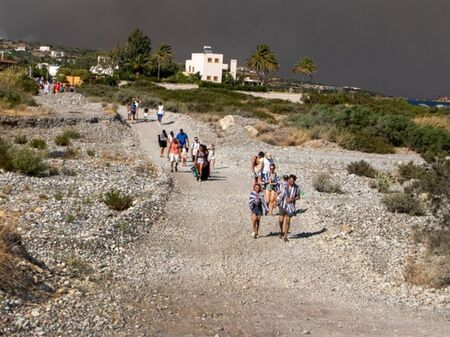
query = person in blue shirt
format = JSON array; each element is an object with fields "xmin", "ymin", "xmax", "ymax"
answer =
[{"xmin": 176, "ymin": 129, "xmax": 189, "ymax": 149}]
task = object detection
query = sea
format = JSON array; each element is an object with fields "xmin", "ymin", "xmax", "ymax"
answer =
[{"xmin": 407, "ymin": 99, "xmax": 450, "ymax": 108}]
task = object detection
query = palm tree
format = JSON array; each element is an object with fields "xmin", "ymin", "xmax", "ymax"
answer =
[
  {"xmin": 126, "ymin": 53, "xmax": 148, "ymax": 77},
  {"xmin": 154, "ymin": 44, "xmax": 173, "ymax": 79},
  {"xmin": 246, "ymin": 44, "xmax": 279, "ymax": 84},
  {"xmin": 291, "ymin": 57, "xmax": 317, "ymax": 93}
]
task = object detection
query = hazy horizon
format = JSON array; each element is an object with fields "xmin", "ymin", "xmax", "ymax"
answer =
[{"xmin": 1, "ymin": 0, "xmax": 449, "ymax": 98}]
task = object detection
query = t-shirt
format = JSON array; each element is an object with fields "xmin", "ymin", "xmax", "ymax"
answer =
[
  {"xmin": 176, "ymin": 133, "xmax": 188, "ymax": 147},
  {"xmin": 169, "ymin": 142, "xmax": 180, "ymax": 154},
  {"xmin": 262, "ymin": 157, "xmax": 273, "ymax": 175},
  {"xmin": 192, "ymin": 142, "xmax": 200, "ymax": 155},
  {"xmin": 157, "ymin": 105, "xmax": 164, "ymax": 115}
]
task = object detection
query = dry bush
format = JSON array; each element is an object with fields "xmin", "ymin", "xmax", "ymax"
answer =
[
  {"xmin": 254, "ymin": 121, "xmax": 273, "ymax": 134},
  {"xmin": 347, "ymin": 160, "xmax": 378, "ymax": 178},
  {"xmin": 101, "ymin": 151, "xmax": 130, "ymax": 163},
  {"xmin": 259, "ymin": 127, "xmax": 310, "ymax": 146},
  {"xmin": 404, "ymin": 256, "xmax": 450, "ymax": 288},
  {"xmin": 313, "ymin": 172, "xmax": 343, "ymax": 194},
  {"xmin": 190, "ymin": 113, "xmax": 221, "ymax": 124},
  {"xmin": 413, "ymin": 115, "xmax": 450, "ymax": 131},
  {"xmin": 0, "ymin": 224, "xmax": 32, "ymax": 295},
  {"xmin": 382, "ymin": 192, "xmax": 424, "ymax": 216}
]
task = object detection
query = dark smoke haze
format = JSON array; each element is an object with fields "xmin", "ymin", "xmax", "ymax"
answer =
[{"xmin": 1, "ymin": 0, "xmax": 449, "ymax": 98}]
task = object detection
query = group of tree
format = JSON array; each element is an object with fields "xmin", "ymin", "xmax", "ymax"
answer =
[
  {"xmin": 246, "ymin": 44, "xmax": 318, "ymax": 91},
  {"xmin": 109, "ymin": 29, "xmax": 176, "ymax": 79}
]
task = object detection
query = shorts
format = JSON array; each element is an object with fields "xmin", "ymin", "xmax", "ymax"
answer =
[
  {"xmin": 157, "ymin": 113, "xmax": 163, "ymax": 121},
  {"xmin": 159, "ymin": 140, "xmax": 167, "ymax": 148},
  {"xmin": 278, "ymin": 207, "xmax": 293, "ymax": 217},
  {"xmin": 251, "ymin": 205, "xmax": 263, "ymax": 216},
  {"xmin": 169, "ymin": 153, "xmax": 180, "ymax": 162}
]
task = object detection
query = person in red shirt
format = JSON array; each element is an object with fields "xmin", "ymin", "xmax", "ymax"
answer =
[{"xmin": 169, "ymin": 138, "xmax": 180, "ymax": 172}]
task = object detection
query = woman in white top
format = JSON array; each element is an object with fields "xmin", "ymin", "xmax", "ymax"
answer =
[
  {"xmin": 208, "ymin": 144, "xmax": 216, "ymax": 170},
  {"xmin": 157, "ymin": 102, "xmax": 164, "ymax": 126}
]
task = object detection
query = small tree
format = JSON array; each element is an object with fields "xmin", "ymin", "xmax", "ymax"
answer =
[
  {"xmin": 292, "ymin": 57, "xmax": 318, "ymax": 93},
  {"xmin": 153, "ymin": 44, "xmax": 173, "ymax": 79},
  {"xmin": 246, "ymin": 44, "xmax": 279, "ymax": 84}
]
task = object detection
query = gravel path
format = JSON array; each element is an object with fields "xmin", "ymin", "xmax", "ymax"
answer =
[{"xmin": 114, "ymin": 109, "xmax": 449, "ymax": 337}]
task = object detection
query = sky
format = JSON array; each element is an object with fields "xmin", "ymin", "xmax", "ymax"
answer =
[{"xmin": 0, "ymin": 0, "xmax": 449, "ymax": 98}]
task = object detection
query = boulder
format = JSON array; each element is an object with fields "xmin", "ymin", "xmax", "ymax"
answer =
[
  {"xmin": 219, "ymin": 115, "xmax": 235, "ymax": 130},
  {"xmin": 244, "ymin": 125, "xmax": 259, "ymax": 137}
]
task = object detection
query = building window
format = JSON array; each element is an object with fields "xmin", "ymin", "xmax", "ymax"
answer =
[
  {"xmin": 214, "ymin": 58, "xmax": 219, "ymax": 63},
  {"xmin": 207, "ymin": 76, "xmax": 212, "ymax": 81},
  {"xmin": 207, "ymin": 58, "xmax": 212, "ymax": 63},
  {"xmin": 188, "ymin": 66, "xmax": 191, "ymax": 72},
  {"xmin": 213, "ymin": 76, "xmax": 218, "ymax": 82}
]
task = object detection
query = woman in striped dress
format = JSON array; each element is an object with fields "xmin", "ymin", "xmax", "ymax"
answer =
[
  {"xmin": 248, "ymin": 183, "xmax": 268, "ymax": 238},
  {"xmin": 262, "ymin": 164, "xmax": 280, "ymax": 215},
  {"xmin": 278, "ymin": 175, "xmax": 301, "ymax": 242}
]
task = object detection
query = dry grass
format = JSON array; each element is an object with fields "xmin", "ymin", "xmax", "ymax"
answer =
[
  {"xmin": 0, "ymin": 104, "xmax": 49, "ymax": 117},
  {"xmin": 404, "ymin": 255, "xmax": 450, "ymax": 288},
  {"xmin": 0, "ymin": 223, "xmax": 32, "ymax": 294},
  {"xmin": 103, "ymin": 103, "xmax": 119, "ymax": 115},
  {"xmin": 101, "ymin": 151, "xmax": 131, "ymax": 163},
  {"xmin": 413, "ymin": 115, "xmax": 450, "ymax": 131},
  {"xmin": 190, "ymin": 113, "xmax": 221, "ymax": 124},
  {"xmin": 259, "ymin": 127, "xmax": 311, "ymax": 146}
]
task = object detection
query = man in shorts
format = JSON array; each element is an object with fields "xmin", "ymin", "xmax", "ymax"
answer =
[
  {"xmin": 278, "ymin": 174, "xmax": 301, "ymax": 242},
  {"xmin": 176, "ymin": 129, "xmax": 189, "ymax": 149},
  {"xmin": 169, "ymin": 138, "xmax": 181, "ymax": 172}
]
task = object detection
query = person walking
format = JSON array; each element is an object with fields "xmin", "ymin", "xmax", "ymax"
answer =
[
  {"xmin": 191, "ymin": 137, "xmax": 201, "ymax": 162},
  {"xmin": 169, "ymin": 138, "xmax": 181, "ymax": 172},
  {"xmin": 143, "ymin": 108, "xmax": 150, "ymax": 122},
  {"xmin": 167, "ymin": 131, "xmax": 175, "ymax": 159},
  {"xmin": 158, "ymin": 130, "xmax": 168, "ymax": 157},
  {"xmin": 176, "ymin": 129, "xmax": 189, "ymax": 149},
  {"xmin": 208, "ymin": 144, "xmax": 216, "ymax": 170},
  {"xmin": 278, "ymin": 175, "xmax": 301, "ymax": 242},
  {"xmin": 248, "ymin": 183, "xmax": 268, "ymax": 239},
  {"xmin": 262, "ymin": 163, "xmax": 280, "ymax": 215},
  {"xmin": 251, "ymin": 151, "xmax": 265, "ymax": 185},
  {"xmin": 157, "ymin": 102, "xmax": 165, "ymax": 126},
  {"xmin": 195, "ymin": 144, "xmax": 208, "ymax": 181}
]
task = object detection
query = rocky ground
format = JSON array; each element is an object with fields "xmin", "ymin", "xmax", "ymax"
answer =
[
  {"xmin": 0, "ymin": 93, "xmax": 171, "ymax": 336},
  {"xmin": 0, "ymin": 92, "xmax": 449, "ymax": 336}
]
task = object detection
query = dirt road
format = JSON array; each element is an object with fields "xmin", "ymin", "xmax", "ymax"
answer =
[{"xmin": 118, "ymin": 110, "xmax": 448, "ymax": 337}]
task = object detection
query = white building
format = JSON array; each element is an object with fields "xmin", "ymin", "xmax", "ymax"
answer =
[
  {"xmin": 185, "ymin": 46, "xmax": 237, "ymax": 83},
  {"xmin": 39, "ymin": 46, "xmax": 51, "ymax": 52},
  {"xmin": 37, "ymin": 63, "xmax": 60, "ymax": 77},
  {"xmin": 90, "ymin": 56, "xmax": 115, "ymax": 76},
  {"xmin": 50, "ymin": 50, "xmax": 65, "ymax": 58},
  {"xmin": 15, "ymin": 46, "xmax": 26, "ymax": 52}
]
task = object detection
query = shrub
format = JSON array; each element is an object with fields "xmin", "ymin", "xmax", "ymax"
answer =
[
  {"xmin": 86, "ymin": 149, "xmax": 96, "ymax": 157},
  {"xmin": 410, "ymin": 126, "xmax": 450, "ymax": 158},
  {"xmin": 313, "ymin": 172, "xmax": 343, "ymax": 193},
  {"xmin": 0, "ymin": 138, "xmax": 14, "ymax": 171},
  {"xmin": 29, "ymin": 138, "xmax": 47, "ymax": 150},
  {"xmin": 9, "ymin": 147, "xmax": 47, "ymax": 176},
  {"xmin": 55, "ymin": 134, "xmax": 70, "ymax": 146},
  {"xmin": 369, "ymin": 172, "xmax": 396, "ymax": 193},
  {"xmin": 63, "ymin": 129, "xmax": 81, "ymax": 140},
  {"xmin": 404, "ymin": 255, "xmax": 450, "ymax": 288},
  {"xmin": 61, "ymin": 166, "xmax": 77, "ymax": 176},
  {"xmin": 66, "ymin": 214, "xmax": 76, "ymax": 223},
  {"xmin": 14, "ymin": 135, "xmax": 28, "ymax": 145},
  {"xmin": 103, "ymin": 189, "xmax": 133, "ymax": 211},
  {"xmin": 381, "ymin": 193, "xmax": 424, "ymax": 216},
  {"xmin": 397, "ymin": 161, "xmax": 427, "ymax": 183},
  {"xmin": 347, "ymin": 160, "xmax": 377, "ymax": 178}
]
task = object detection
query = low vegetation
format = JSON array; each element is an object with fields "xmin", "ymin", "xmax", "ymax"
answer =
[
  {"xmin": 0, "ymin": 68, "xmax": 38, "ymax": 107},
  {"xmin": 347, "ymin": 160, "xmax": 378, "ymax": 178},
  {"xmin": 14, "ymin": 134, "xmax": 28, "ymax": 145},
  {"xmin": 29, "ymin": 138, "xmax": 47, "ymax": 150},
  {"xmin": 313, "ymin": 172, "xmax": 343, "ymax": 194},
  {"xmin": 0, "ymin": 139, "xmax": 48, "ymax": 176},
  {"xmin": 369, "ymin": 172, "xmax": 396, "ymax": 193},
  {"xmin": 381, "ymin": 193, "xmax": 424, "ymax": 216},
  {"xmin": 54, "ymin": 134, "xmax": 70, "ymax": 146},
  {"xmin": 103, "ymin": 189, "xmax": 133, "ymax": 211},
  {"xmin": 63, "ymin": 129, "xmax": 81, "ymax": 140}
]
